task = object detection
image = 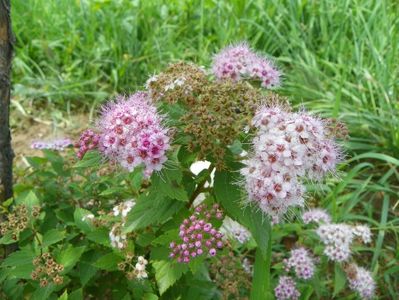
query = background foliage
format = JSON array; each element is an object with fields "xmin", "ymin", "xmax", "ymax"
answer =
[{"xmin": 4, "ymin": 0, "xmax": 399, "ymax": 299}]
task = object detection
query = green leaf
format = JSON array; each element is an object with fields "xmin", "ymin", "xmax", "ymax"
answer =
[
  {"xmin": 214, "ymin": 170, "xmax": 271, "ymax": 258},
  {"xmin": 15, "ymin": 190, "xmax": 40, "ymax": 208},
  {"xmin": 151, "ymin": 168, "xmax": 188, "ymax": 202},
  {"xmin": 333, "ymin": 263, "xmax": 347, "ymax": 296},
  {"xmin": 94, "ymin": 252, "xmax": 123, "ymax": 271},
  {"xmin": 58, "ymin": 290, "xmax": 68, "ymax": 300},
  {"xmin": 74, "ymin": 150, "xmax": 101, "ymax": 168},
  {"xmin": 86, "ymin": 227, "xmax": 111, "ymax": 247},
  {"xmin": 42, "ymin": 229, "xmax": 66, "ymax": 248},
  {"xmin": 123, "ymin": 195, "xmax": 184, "ymax": 234},
  {"xmin": 31, "ymin": 283, "xmax": 55, "ymax": 300},
  {"xmin": 73, "ymin": 208, "xmax": 94, "ymax": 233},
  {"xmin": 58, "ymin": 246, "xmax": 86, "ymax": 271},
  {"xmin": 69, "ymin": 288, "xmax": 83, "ymax": 300},
  {"xmin": 0, "ymin": 232, "xmax": 15, "ymax": 245},
  {"xmin": 153, "ymin": 260, "xmax": 188, "ymax": 295}
]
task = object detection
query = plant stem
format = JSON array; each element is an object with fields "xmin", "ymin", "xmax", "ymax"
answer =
[
  {"xmin": 250, "ymin": 227, "xmax": 272, "ymax": 300},
  {"xmin": 186, "ymin": 164, "xmax": 214, "ymax": 208}
]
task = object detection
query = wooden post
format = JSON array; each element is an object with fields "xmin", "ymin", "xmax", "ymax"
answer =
[{"xmin": 0, "ymin": 0, "xmax": 14, "ymax": 203}]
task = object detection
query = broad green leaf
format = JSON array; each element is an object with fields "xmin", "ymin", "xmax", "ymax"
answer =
[
  {"xmin": 73, "ymin": 208, "xmax": 94, "ymax": 233},
  {"xmin": 94, "ymin": 252, "xmax": 123, "ymax": 271},
  {"xmin": 69, "ymin": 288, "xmax": 83, "ymax": 300},
  {"xmin": 74, "ymin": 150, "xmax": 101, "ymax": 168},
  {"xmin": 151, "ymin": 168, "xmax": 188, "ymax": 202},
  {"xmin": 153, "ymin": 260, "xmax": 188, "ymax": 295},
  {"xmin": 214, "ymin": 170, "xmax": 271, "ymax": 258},
  {"xmin": 123, "ymin": 195, "xmax": 184, "ymax": 234},
  {"xmin": 15, "ymin": 190, "xmax": 40, "ymax": 208},
  {"xmin": 86, "ymin": 227, "xmax": 111, "ymax": 247},
  {"xmin": 58, "ymin": 246, "xmax": 86, "ymax": 271},
  {"xmin": 42, "ymin": 229, "xmax": 66, "ymax": 248},
  {"xmin": 58, "ymin": 290, "xmax": 68, "ymax": 300}
]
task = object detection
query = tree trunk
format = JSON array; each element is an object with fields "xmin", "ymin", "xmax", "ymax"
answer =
[{"xmin": 0, "ymin": 0, "xmax": 14, "ymax": 203}]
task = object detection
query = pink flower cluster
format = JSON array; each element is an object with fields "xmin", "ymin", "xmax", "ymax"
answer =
[
  {"xmin": 97, "ymin": 92, "xmax": 170, "ymax": 176},
  {"xmin": 302, "ymin": 208, "xmax": 331, "ymax": 224},
  {"xmin": 241, "ymin": 106, "xmax": 341, "ymax": 223},
  {"xmin": 169, "ymin": 204, "xmax": 224, "ymax": 263},
  {"xmin": 75, "ymin": 129, "xmax": 100, "ymax": 159},
  {"xmin": 274, "ymin": 276, "xmax": 300, "ymax": 300},
  {"xmin": 212, "ymin": 43, "xmax": 281, "ymax": 88},
  {"xmin": 31, "ymin": 138, "xmax": 72, "ymax": 151},
  {"xmin": 283, "ymin": 247, "xmax": 315, "ymax": 280},
  {"xmin": 316, "ymin": 223, "xmax": 353, "ymax": 262},
  {"xmin": 347, "ymin": 265, "xmax": 376, "ymax": 300}
]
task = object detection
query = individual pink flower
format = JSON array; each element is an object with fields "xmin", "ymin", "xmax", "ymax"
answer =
[
  {"xmin": 212, "ymin": 43, "xmax": 281, "ymax": 88},
  {"xmin": 97, "ymin": 92, "xmax": 170, "ymax": 176}
]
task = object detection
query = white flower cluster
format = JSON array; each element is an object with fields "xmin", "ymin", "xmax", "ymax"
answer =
[
  {"xmin": 347, "ymin": 265, "xmax": 376, "ymax": 299},
  {"xmin": 352, "ymin": 225, "xmax": 372, "ymax": 244},
  {"xmin": 109, "ymin": 224, "xmax": 127, "ymax": 249},
  {"xmin": 220, "ymin": 217, "xmax": 251, "ymax": 244},
  {"xmin": 302, "ymin": 208, "xmax": 331, "ymax": 224},
  {"xmin": 316, "ymin": 224, "xmax": 354, "ymax": 262},
  {"xmin": 135, "ymin": 256, "xmax": 148, "ymax": 279},
  {"xmin": 109, "ymin": 200, "xmax": 136, "ymax": 249},
  {"xmin": 242, "ymin": 106, "xmax": 340, "ymax": 223},
  {"xmin": 113, "ymin": 200, "xmax": 136, "ymax": 218}
]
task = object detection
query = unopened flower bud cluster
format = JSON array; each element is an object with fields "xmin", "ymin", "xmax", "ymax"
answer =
[
  {"xmin": 170, "ymin": 204, "xmax": 224, "ymax": 263},
  {"xmin": 75, "ymin": 129, "xmax": 100, "ymax": 159},
  {"xmin": 31, "ymin": 253, "xmax": 64, "ymax": 287}
]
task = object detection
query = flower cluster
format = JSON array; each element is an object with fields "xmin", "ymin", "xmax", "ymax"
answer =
[
  {"xmin": 97, "ymin": 92, "xmax": 170, "ymax": 177},
  {"xmin": 118, "ymin": 253, "xmax": 149, "ymax": 280},
  {"xmin": 0, "ymin": 205, "xmax": 40, "ymax": 240},
  {"xmin": 302, "ymin": 208, "xmax": 331, "ymax": 224},
  {"xmin": 316, "ymin": 223, "xmax": 354, "ymax": 262},
  {"xmin": 220, "ymin": 217, "xmax": 251, "ymax": 244},
  {"xmin": 283, "ymin": 247, "xmax": 315, "ymax": 280},
  {"xmin": 209, "ymin": 252, "xmax": 251, "ymax": 299},
  {"xmin": 274, "ymin": 276, "xmax": 300, "ymax": 300},
  {"xmin": 352, "ymin": 225, "xmax": 372, "ymax": 244},
  {"xmin": 181, "ymin": 80, "xmax": 262, "ymax": 168},
  {"xmin": 241, "ymin": 105, "xmax": 341, "ymax": 223},
  {"xmin": 212, "ymin": 43, "xmax": 281, "ymax": 88},
  {"xmin": 109, "ymin": 200, "xmax": 135, "ymax": 249},
  {"xmin": 31, "ymin": 253, "xmax": 64, "ymax": 287},
  {"xmin": 146, "ymin": 62, "xmax": 208, "ymax": 104},
  {"xmin": 169, "ymin": 204, "xmax": 224, "ymax": 263},
  {"xmin": 75, "ymin": 129, "xmax": 100, "ymax": 159},
  {"xmin": 112, "ymin": 200, "xmax": 135, "ymax": 218},
  {"xmin": 31, "ymin": 138, "xmax": 72, "ymax": 151},
  {"xmin": 346, "ymin": 264, "xmax": 376, "ymax": 299},
  {"xmin": 316, "ymin": 222, "xmax": 372, "ymax": 262}
]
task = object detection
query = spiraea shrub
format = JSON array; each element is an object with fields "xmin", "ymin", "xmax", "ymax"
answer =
[{"xmin": 1, "ymin": 43, "xmax": 377, "ymax": 300}]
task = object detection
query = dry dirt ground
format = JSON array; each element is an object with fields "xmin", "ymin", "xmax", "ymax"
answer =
[{"xmin": 11, "ymin": 112, "xmax": 90, "ymax": 167}]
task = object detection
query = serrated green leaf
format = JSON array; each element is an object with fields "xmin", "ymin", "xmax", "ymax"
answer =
[
  {"xmin": 94, "ymin": 252, "xmax": 123, "ymax": 271},
  {"xmin": 15, "ymin": 190, "xmax": 40, "ymax": 208},
  {"xmin": 123, "ymin": 195, "xmax": 184, "ymax": 234},
  {"xmin": 42, "ymin": 229, "xmax": 66, "ymax": 248},
  {"xmin": 86, "ymin": 228, "xmax": 111, "ymax": 247},
  {"xmin": 74, "ymin": 150, "xmax": 101, "ymax": 168},
  {"xmin": 153, "ymin": 260, "xmax": 188, "ymax": 295},
  {"xmin": 58, "ymin": 246, "xmax": 86, "ymax": 271},
  {"xmin": 151, "ymin": 168, "xmax": 188, "ymax": 202},
  {"xmin": 73, "ymin": 208, "xmax": 94, "ymax": 233}
]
